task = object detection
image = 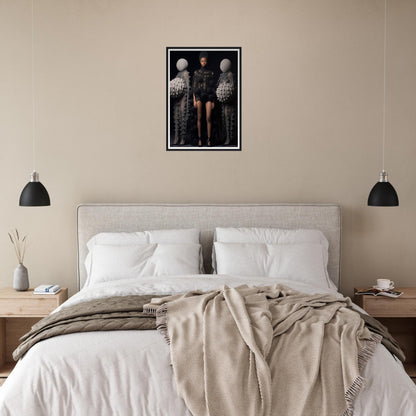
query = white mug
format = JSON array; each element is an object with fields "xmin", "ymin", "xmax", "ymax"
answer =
[{"xmin": 376, "ymin": 278, "xmax": 394, "ymax": 290}]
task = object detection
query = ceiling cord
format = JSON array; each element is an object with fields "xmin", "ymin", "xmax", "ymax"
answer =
[
  {"xmin": 31, "ymin": 0, "xmax": 36, "ymax": 172},
  {"xmin": 382, "ymin": 0, "xmax": 387, "ymax": 172}
]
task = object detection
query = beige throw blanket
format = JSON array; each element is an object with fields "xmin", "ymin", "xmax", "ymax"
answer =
[{"xmin": 144, "ymin": 284, "xmax": 381, "ymax": 416}]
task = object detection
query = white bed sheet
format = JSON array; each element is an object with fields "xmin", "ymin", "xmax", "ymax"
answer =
[{"xmin": 0, "ymin": 275, "xmax": 415, "ymax": 416}]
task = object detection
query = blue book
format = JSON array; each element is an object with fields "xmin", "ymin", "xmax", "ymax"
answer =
[{"xmin": 33, "ymin": 285, "xmax": 61, "ymax": 295}]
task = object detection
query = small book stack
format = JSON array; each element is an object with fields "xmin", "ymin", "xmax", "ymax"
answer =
[
  {"xmin": 33, "ymin": 285, "xmax": 61, "ymax": 295},
  {"xmin": 354, "ymin": 288, "xmax": 403, "ymax": 298}
]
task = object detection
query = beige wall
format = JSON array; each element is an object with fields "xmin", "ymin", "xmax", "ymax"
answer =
[{"xmin": 0, "ymin": 0, "xmax": 415, "ymax": 297}]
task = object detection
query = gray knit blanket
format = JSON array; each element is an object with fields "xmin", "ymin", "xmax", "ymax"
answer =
[{"xmin": 13, "ymin": 295, "xmax": 157, "ymax": 361}]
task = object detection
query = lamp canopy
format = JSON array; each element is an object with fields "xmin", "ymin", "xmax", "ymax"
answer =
[
  {"xmin": 368, "ymin": 171, "xmax": 399, "ymax": 207},
  {"xmin": 19, "ymin": 171, "xmax": 50, "ymax": 207}
]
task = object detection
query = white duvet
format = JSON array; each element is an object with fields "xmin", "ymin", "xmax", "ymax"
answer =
[{"xmin": 0, "ymin": 275, "xmax": 415, "ymax": 416}]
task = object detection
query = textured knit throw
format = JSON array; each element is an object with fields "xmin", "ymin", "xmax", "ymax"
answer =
[
  {"xmin": 144, "ymin": 284, "xmax": 381, "ymax": 416},
  {"xmin": 13, "ymin": 295, "xmax": 157, "ymax": 361}
]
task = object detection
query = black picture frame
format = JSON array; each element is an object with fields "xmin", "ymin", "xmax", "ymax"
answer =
[{"xmin": 166, "ymin": 47, "xmax": 241, "ymax": 151}]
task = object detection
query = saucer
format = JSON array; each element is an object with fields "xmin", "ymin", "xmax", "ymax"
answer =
[{"xmin": 373, "ymin": 284, "xmax": 394, "ymax": 291}]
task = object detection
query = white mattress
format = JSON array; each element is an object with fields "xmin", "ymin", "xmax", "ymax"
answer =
[{"xmin": 1, "ymin": 275, "xmax": 415, "ymax": 416}]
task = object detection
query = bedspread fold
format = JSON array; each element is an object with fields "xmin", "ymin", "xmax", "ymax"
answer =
[{"xmin": 144, "ymin": 284, "xmax": 381, "ymax": 416}]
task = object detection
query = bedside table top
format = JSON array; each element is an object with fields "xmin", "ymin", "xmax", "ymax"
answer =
[
  {"xmin": 0, "ymin": 287, "xmax": 67, "ymax": 298},
  {"xmin": 355, "ymin": 288, "xmax": 416, "ymax": 299}
]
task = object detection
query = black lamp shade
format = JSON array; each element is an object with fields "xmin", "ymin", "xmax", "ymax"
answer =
[
  {"xmin": 368, "ymin": 181, "xmax": 399, "ymax": 206},
  {"xmin": 19, "ymin": 181, "xmax": 50, "ymax": 206}
]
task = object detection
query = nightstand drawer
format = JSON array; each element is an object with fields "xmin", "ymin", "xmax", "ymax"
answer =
[
  {"xmin": 0, "ymin": 288, "xmax": 68, "ymax": 318},
  {"xmin": 0, "ymin": 297, "xmax": 59, "ymax": 316},
  {"xmin": 361, "ymin": 298, "xmax": 416, "ymax": 317}
]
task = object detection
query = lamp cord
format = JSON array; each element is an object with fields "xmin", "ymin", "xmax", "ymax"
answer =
[
  {"xmin": 382, "ymin": 0, "xmax": 387, "ymax": 172},
  {"xmin": 31, "ymin": 0, "xmax": 36, "ymax": 172}
]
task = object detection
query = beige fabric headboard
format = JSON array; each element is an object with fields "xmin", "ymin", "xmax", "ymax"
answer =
[{"xmin": 77, "ymin": 203, "xmax": 341, "ymax": 290}]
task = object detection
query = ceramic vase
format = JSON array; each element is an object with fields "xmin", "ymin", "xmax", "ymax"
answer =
[{"xmin": 13, "ymin": 263, "xmax": 29, "ymax": 291}]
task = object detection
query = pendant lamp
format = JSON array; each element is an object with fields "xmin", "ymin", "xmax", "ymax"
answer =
[
  {"xmin": 368, "ymin": 0, "xmax": 398, "ymax": 206},
  {"xmin": 19, "ymin": 0, "xmax": 50, "ymax": 207}
]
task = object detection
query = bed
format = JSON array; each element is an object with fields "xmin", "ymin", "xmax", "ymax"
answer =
[{"xmin": 0, "ymin": 203, "xmax": 415, "ymax": 416}]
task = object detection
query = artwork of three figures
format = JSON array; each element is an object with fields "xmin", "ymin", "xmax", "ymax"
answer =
[{"xmin": 167, "ymin": 47, "xmax": 241, "ymax": 151}]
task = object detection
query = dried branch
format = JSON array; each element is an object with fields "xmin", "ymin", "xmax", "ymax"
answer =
[{"xmin": 8, "ymin": 229, "xmax": 27, "ymax": 264}]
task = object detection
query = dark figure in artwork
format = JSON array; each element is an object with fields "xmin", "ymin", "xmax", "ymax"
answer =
[
  {"xmin": 216, "ymin": 59, "xmax": 236, "ymax": 146},
  {"xmin": 193, "ymin": 52, "xmax": 216, "ymax": 146},
  {"xmin": 170, "ymin": 58, "xmax": 192, "ymax": 145}
]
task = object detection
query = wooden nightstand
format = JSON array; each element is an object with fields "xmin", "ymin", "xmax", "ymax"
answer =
[
  {"xmin": 354, "ymin": 287, "xmax": 416, "ymax": 381},
  {"xmin": 0, "ymin": 288, "xmax": 68, "ymax": 385}
]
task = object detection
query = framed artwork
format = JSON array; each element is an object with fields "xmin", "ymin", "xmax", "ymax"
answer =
[{"xmin": 166, "ymin": 47, "xmax": 241, "ymax": 151}]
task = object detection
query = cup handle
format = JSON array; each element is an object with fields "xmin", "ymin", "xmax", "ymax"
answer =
[{"xmin": 390, "ymin": 281, "xmax": 395, "ymax": 288}]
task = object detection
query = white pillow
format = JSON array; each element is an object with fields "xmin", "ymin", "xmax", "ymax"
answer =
[
  {"xmin": 88, "ymin": 243, "xmax": 201, "ymax": 286},
  {"xmin": 213, "ymin": 227, "xmax": 331, "ymax": 286},
  {"xmin": 84, "ymin": 228, "xmax": 202, "ymax": 284},
  {"xmin": 86, "ymin": 228, "xmax": 200, "ymax": 251},
  {"xmin": 214, "ymin": 242, "xmax": 330, "ymax": 289}
]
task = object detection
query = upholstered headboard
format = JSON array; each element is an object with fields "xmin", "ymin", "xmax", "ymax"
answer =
[{"xmin": 77, "ymin": 203, "xmax": 341, "ymax": 290}]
